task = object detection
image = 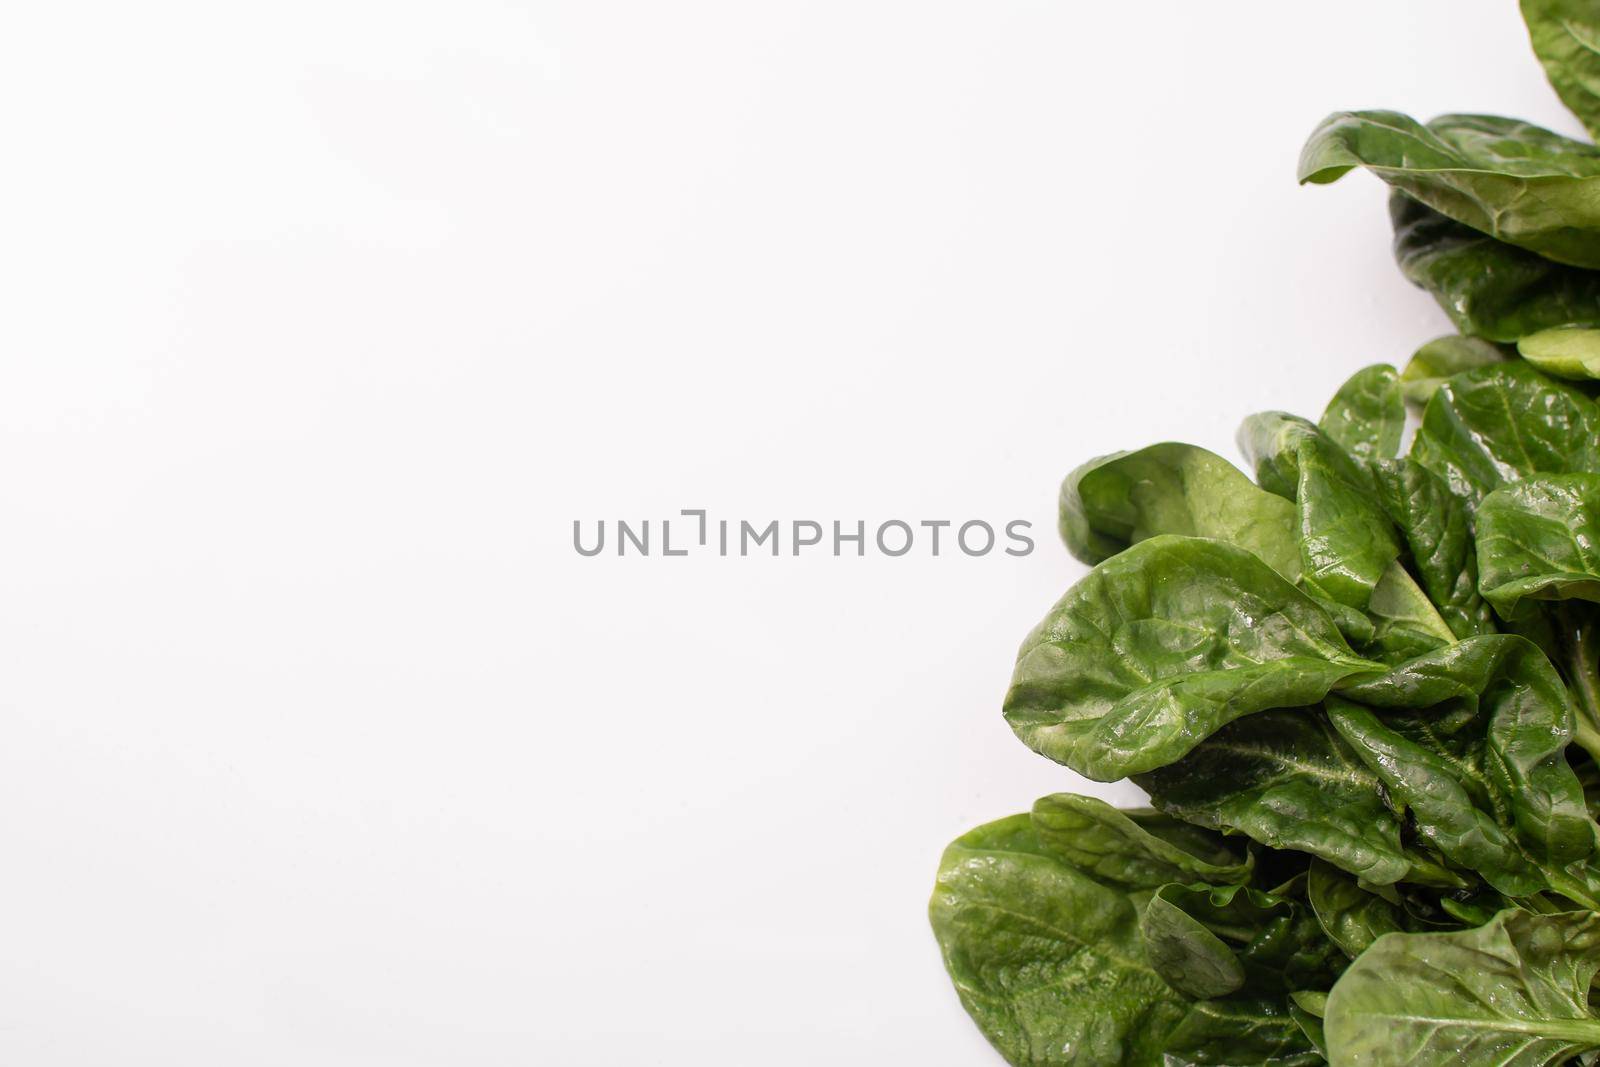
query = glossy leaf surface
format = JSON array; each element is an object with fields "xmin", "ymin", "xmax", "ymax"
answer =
[
  {"xmin": 1057, "ymin": 443, "xmax": 1299, "ymax": 578},
  {"xmin": 1523, "ymin": 0, "xmax": 1600, "ymax": 141},
  {"xmin": 1135, "ymin": 709, "xmax": 1443, "ymax": 887},
  {"xmin": 929, "ymin": 815, "xmax": 1188, "ymax": 1066},
  {"xmin": 1411, "ymin": 362, "xmax": 1600, "ymax": 503},
  {"xmin": 1398, "ymin": 332, "xmax": 1512, "ymax": 402},
  {"xmin": 1323, "ymin": 909, "xmax": 1600, "ymax": 1066},
  {"xmin": 1320, "ymin": 364, "xmax": 1403, "ymax": 463},
  {"xmin": 1519, "ymin": 325, "xmax": 1600, "ymax": 378},
  {"xmin": 1478, "ymin": 474, "xmax": 1600, "ymax": 616},
  {"xmin": 1005, "ymin": 536, "xmax": 1379, "ymax": 781},
  {"xmin": 1305, "ymin": 860, "xmax": 1403, "ymax": 959},
  {"xmin": 1371, "ymin": 458, "xmax": 1496, "ymax": 639},
  {"xmin": 1390, "ymin": 192, "xmax": 1600, "ymax": 343},
  {"xmin": 1162, "ymin": 997, "xmax": 1324, "ymax": 1067},
  {"xmin": 1030, "ymin": 793, "xmax": 1251, "ymax": 890},
  {"xmin": 1302, "ymin": 110, "xmax": 1600, "ymax": 269}
]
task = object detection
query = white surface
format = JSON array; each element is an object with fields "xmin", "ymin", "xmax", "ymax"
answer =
[{"xmin": 0, "ymin": 2, "xmax": 1573, "ymax": 1062}]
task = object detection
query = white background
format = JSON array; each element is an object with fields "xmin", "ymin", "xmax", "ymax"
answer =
[{"xmin": 0, "ymin": 2, "xmax": 1575, "ymax": 1063}]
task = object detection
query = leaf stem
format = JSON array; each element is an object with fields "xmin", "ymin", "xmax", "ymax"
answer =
[
  {"xmin": 1560, "ymin": 604, "xmax": 1600, "ymax": 765},
  {"xmin": 1543, "ymin": 869, "xmax": 1600, "ymax": 913}
]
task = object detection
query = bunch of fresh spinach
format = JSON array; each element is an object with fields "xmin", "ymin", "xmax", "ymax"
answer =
[
  {"xmin": 933, "ymin": 357, "xmax": 1600, "ymax": 1064},
  {"xmin": 931, "ymin": 11, "xmax": 1600, "ymax": 1060}
]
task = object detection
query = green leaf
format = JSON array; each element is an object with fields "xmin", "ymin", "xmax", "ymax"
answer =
[
  {"xmin": 1361, "ymin": 559, "xmax": 1456, "ymax": 663},
  {"xmin": 1329, "ymin": 638, "xmax": 1594, "ymax": 896},
  {"xmin": 1371, "ymin": 458, "xmax": 1496, "ymax": 640},
  {"xmin": 1305, "ymin": 860, "xmax": 1403, "ymax": 959},
  {"xmin": 1341, "ymin": 637, "xmax": 1593, "ymax": 870},
  {"xmin": 1411, "ymin": 362, "xmax": 1600, "ymax": 503},
  {"xmin": 1519, "ymin": 325, "xmax": 1600, "ymax": 379},
  {"xmin": 1523, "ymin": 0, "xmax": 1600, "ymax": 141},
  {"xmin": 1398, "ymin": 333, "xmax": 1511, "ymax": 405},
  {"xmin": 1237, "ymin": 413, "xmax": 1401, "ymax": 611},
  {"xmin": 1391, "ymin": 192, "xmax": 1600, "ymax": 345},
  {"xmin": 1057, "ymin": 443, "xmax": 1301, "ymax": 579},
  {"xmin": 1057, "ymin": 451, "xmax": 1135, "ymax": 565},
  {"xmin": 929, "ymin": 814, "xmax": 1189, "ymax": 1066},
  {"xmin": 1162, "ymin": 997, "xmax": 1324, "ymax": 1067},
  {"xmin": 1237, "ymin": 412, "xmax": 1317, "ymax": 501},
  {"xmin": 1288, "ymin": 991, "xmax": 1328, "ymax": 1058},
  {"xmin": 1030, "ymin": 793, "xmax": 1252, "ymax": 890},
  {"xmin": 1290, "ymin": 990, "xmax": 1326, "ymax": 1018},
  {"xmin": 1142, "ymin": 882, "xmax": 1343, "ymax": 999},
  {"xmin": 1004, "ymin": 536, "xmax": 1381, "ymax": 781},
  {"xmin": 1323, "ymin": 909, "xmax": 1600, "ymax": 1066},
  {"xmin": 1320, "ymin": 364, "xmax": 1403, "ymax": 463},
  {"xmin": 1135, "ymin": 708, "xmax": 1450, "ymax": 888},
  {"xmin": 1141, "ymin": 888, "xmax": 1247, "ymax": 999},
  {"xmin": 1435, "ymin": 892, "xmax": 1507, "ymax": 927},
  {"xmin": 1301, "ymin": 110, "xmax": 1600, "ymax": 269},
  {"xmin": 1478, "ymin": 474, "xmax": 1600, "ymax": 617}
]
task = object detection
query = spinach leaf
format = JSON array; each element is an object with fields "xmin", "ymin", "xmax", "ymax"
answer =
[
  {"xmin": 1142, "ymin": 882, "xmax": 1343, "ymax": 1000},
  {"xmin": 1411, "ymin": 362, "xmax": 1600, "ymax": 503},
  {"xmin": 1478, "ymin": 474, "xmax": 1600, "ymax": 616},
  {"xmin": 1361, "ymin": 559, "xmax": 1456, "ymax": 663},
  {"xmin": 1030, "ymin": 793, "xmax": 1252, "ymax": 890},
  {"xmin": 1475, "ymin": 477, "xmax": 1600, "ymax": 763},
  {"xmin": 1523, "ymin": 0, "xmax": 1600, "ymax": 141},
  {"xmin": 1135, "ymin": 708, "xmax": 1454, "ymax": 888},
  {"xmin": 1519, "ymin": 325, "xmax": 1600, "ymax": 379},
  {"xmin": 1057, "ymin": 451, "xmax": 1127, "ymax": 564},
  {"xmin": 1287, "ymin": 991, "xmax": 1328, "ymax": 1058},
  {"xmin": 1304, "ymin": 860, "xmax": 1404, "ymax": 959},
  {"xmin": 1371, "ymin": 458, "xmax": 1496, "ymax": 640},
  {"xmin": 1057, "ymin": 443, "xmax": 1300, "ymax": 578},
  {"xmin": 1162, "ymin": 997, "xmax": 1324, "ymax": 1067},
  {"xmin": 1141, "ymin": 888, "xmax": 1248, "ymax": 999},
  {"xmin": 1339, "ymin": 637, "xmax": 1594, "ymax": 874},
  {"xmin": 1327, "ymin": 639, "xmax": 1595, "ymax": 900},
  {"xmin": 1391, "ymin": 192, "xmax": 1600, "ymax": 345},
  {"xmin": 1237, "ymin": 412, "xmax": 1401, "ymax": 611},
  {"xmin": 1323, "ymin": 909, "xmax": 1600, "ymax": 1066},
  {"xmin": 929, "ymin": 814, "xmax": 1189, "ymax": 1066},
  {"xmin": 1320, "ymin": 364, "xmax": 1403, "ymax": 463},
  {"xmin": 1301, "ymin": 110, "xmax": 1600, "ymax": 269},
  {"xmin": 1005, "ymin": 535, "xmax": 1381, "ymax": 781},
  {"xmin": 1398, "ymin": 333, "xmax": 1512, "ymax": 405},
  {"xmin": 1237, "ymin": 412, "xmax": 1317, "ymax": 501}
]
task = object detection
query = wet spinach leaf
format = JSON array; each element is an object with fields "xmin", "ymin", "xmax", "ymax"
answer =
[
  {"xmin": 1518, "ymin": 325, "xmax": 1600, "ymax": 379},
  {"xmin": 929, "ymin": 814, "xmax": 1189, "ymax": 1066},
  {"xmin": 1390, "ymin": 192, "xmax": 1600, "ymax": 344},
  {"xmin": 1304, "ymin": 860, "xmax": 1404, "ymax": 959},
  {"xmin": 1411, "ymin": 362, "xmax": 1600, "ymax": 503},
  {"xmin": 1523, "ymin": 0, "xmax": 1600, "ymax": 141},
  {"xmin": 1478, "ymin": 474, "xmax": 1600, "ymax": 617},
  {"xmin": 1320, "ymin": 364, "xmax": 1403, "ymax": 464},
  {"xmin": 1004, "ymin": 536, "xmax": 1380, "ymax": 781},
  {"xmin": 1162, "ymin": 997, "xmax": 1324, "ymax": 1067},
  {"xmin": 1371, "ymin": 457, "xmax": 1496, "ymax": 640},
  {"xmin": 1057, "ymin": 443, "xmax": 1299, "ymax": 578},
  {"xmin": 1030, "ymin": 793, "xmax": 1251, "ymax": 890},
  {"xmin": 1237, "ymin": 412, "xmax": 1402, "ymax": 611},
  {"xmin": 1135, "ymin": 708, "xmax": 1452, "ymax": 888},
  {"xmin": 1323, "ymin": 909, "xmax": 1600, "ymax": 1065},
  {"xmin": 1142, "ymin": 882, "xmax": 1343, "ymax": 1000},
  {"xmin": 1302, "ymin": 111, "xmax": 1600, "ymax": 269}
]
